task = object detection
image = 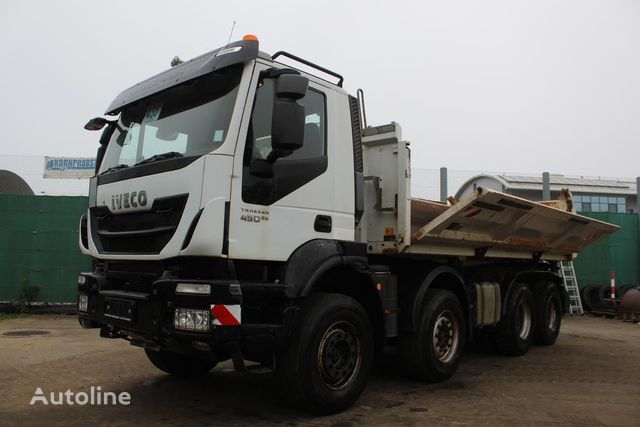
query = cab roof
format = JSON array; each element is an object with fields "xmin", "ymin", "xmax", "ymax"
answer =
[{"xmin": 105, "ymin": 39, "xmax": 259, "ymax": 115}]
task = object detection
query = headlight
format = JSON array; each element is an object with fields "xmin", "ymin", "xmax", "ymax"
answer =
[
  {"xmin": 174, "ymin": 308, "xmax": 210, "ymax": 332},
  {"xmin": 78, "ymin": 295, "xmax": 88, "ymax": 312}
]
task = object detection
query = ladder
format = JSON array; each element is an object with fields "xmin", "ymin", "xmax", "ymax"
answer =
[{"xmin": 560, "ymin": 261, "xmax": 583, "ymax": 315}]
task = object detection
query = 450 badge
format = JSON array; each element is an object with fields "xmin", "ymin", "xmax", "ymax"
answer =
[{"xmin": 240, "ymin": 207, "xmax": 269, "ymax": 223}]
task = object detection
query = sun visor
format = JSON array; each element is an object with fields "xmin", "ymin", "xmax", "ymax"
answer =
[{"xmin": 105, "ymin": 39, "xmax": 259, "ymax": 115}]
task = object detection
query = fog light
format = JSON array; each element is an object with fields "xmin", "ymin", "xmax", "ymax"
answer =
[
  {"xmin": 174, "ymin": 308, "xmax": 210, "ymax": 332},
  {"xmin": 78, "ymin": 295, "xmax": 88, "ymax": 312},
  {"xmin": 175, "ymin": 283, "xmax": 211, "ymax": 295},
  {"xmin": 78, "ymin": 275, "xmax": 87, "ymax": 285}
]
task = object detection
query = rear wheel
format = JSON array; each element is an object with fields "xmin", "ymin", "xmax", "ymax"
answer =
[
  {"xmin": 276, "ymin": 293, "xmax": 373, "ymax": 415},
  {"xmin": 495, "ymin": 282, "xmax": 535, "ymax": 356},
  {"xmin": 401, "ymin": 289, "xmax": 466, "ymax": 382},
  {"xmin": 145, "ymin": 349, "xmax": 216, "ymax": 377},
  {"xmin": 534, "ymin": 282, "xmax": 562, "ymax": 346}
]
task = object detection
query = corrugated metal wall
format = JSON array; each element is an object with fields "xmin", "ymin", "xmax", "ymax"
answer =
[
  {"xmin": 0, "ymin": 194, "xmax": 89, "ymax": 303},
  {"xmin": 573, "ymin": 212, "xmax": 639, "ymax": 288}
]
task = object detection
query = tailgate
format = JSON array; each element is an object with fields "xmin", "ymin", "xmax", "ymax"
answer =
[{"xmin": 409, "ymin": 188, "xmax": 619, "ymax": 261}]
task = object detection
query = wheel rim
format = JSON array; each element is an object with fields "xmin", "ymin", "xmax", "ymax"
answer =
[
  {"xmin": 547, "ymin": 298, "xmax": 558, "ymax": 331},
  {"xmin": 317, "ymin": 321, "xmax": 361, "ymax": 390},
  {"xmin": 432, "ymin": 310, "xmax": 460, "ymax": 363},
  {"xmin": 516, "ymin": 299, "xmax": 532, "ymax": 340}
]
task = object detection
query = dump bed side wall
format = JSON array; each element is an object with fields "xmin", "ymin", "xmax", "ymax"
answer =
[{"xmin": 359, "ymin": 123, "xmax": 410, "ymax": 254}]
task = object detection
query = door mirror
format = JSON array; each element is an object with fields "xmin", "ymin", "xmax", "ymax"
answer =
[
  {"xmin": 84, "ymin": 117, "xmax": 110, "ymax": 131},
  {"xmin": 94, "ymin": 124, "xmax": 116, "ymax": 173},
  {"xmin": 271, "ymin": 74, "xmax": 308, "ymax": 153}
]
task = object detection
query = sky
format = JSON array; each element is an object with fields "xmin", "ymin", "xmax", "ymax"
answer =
[{"xmin": 0, "ymin": 0, "xmax": 639, "ymax": 178}]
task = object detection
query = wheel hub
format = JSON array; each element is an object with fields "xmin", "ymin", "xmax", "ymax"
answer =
[
  {"xmin": 432, "ymin": 310, "xmax": 459, "ymax": 363},
  {"xmin": 547, "ymin": 298, "xmax": 558, "ymax": 331},
  {"xmin": 318, "ymin": 322, "xmax": 361, "ymax": 390},
  {"xmin": 516, "ymin": 300, "xmax": 532, "ymax": 339}
]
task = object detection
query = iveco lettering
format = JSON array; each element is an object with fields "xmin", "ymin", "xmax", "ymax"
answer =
[
  {"xmin": 111, "ymin": 191, "xmax": 148, "ymax": 210},
  {"xmin": 77, "ymin": 35, "xmax": 618, "ymax": 414}
]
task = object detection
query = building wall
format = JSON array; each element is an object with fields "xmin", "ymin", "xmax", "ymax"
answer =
[
  {"xmin": 456, "ymin": 176, "xmax": 503, "ymax": 200},
  {"xmin": 0, "ymin": 194, "xmax": 90, "ymax": 303},
  {"xmin": 507, "ymin": 189, "xmax": 543, "ymax": 201}
]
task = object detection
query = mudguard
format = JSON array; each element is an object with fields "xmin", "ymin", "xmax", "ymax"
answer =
[{"xmin": 283, "ymin": 239, "xmax": 368, "ymax": 298}]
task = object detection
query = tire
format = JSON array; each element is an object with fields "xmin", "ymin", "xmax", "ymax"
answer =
[
  {"xmin": 400, "ymin": 289, "xmax": 466, "ymax": 382},
  {"xmin": 580, "ymin": 285, "xmax": 596, "ymax": 312},
  {"xmin": 78, "ymin": 317, "xmax": 99, "ymax": 329},
  {"xmin": 598, "ymin": 284, "xmax": 612, "ymax": 303},
  {"xmin": 144, "ymin": 349, "xmax": 217, "ymax": 378},
  {"xmin": 584, "ymin": 285, "xmax": 602, "ymax": 311},
  {"xmin": 276, "ymin": 293, "xmax": 374, "ymax": 415},
  {"xmin": 534, "ymin": 282, "xmax": 562, "ymax": 346},
  {"xmin": 495, "ymin": 282, "xmax": 535, "ymax": 356}
]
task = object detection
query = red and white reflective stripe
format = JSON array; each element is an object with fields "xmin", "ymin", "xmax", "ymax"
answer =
[
  {"xmin": 610, "ymin": 271, "xmax": 616, "ymax": 299},
  {"xmin": 210, "ymin": 304, "xmax": 241, "ymax": 326}
]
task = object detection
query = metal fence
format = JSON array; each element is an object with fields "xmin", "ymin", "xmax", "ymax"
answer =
[
  {"xmin": 0, "ymin": 155, "xmax": 636, "ymax": 303},
  {"xmin": 1, "ymin": 154, "xmax": 633, "ymax": 202},
  {"xmin": 0, "ymin": 155, "xmax": 89, "ymax": 196}
]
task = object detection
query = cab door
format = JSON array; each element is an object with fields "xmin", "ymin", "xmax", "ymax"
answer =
[{"xmin": 228, "ymin": 64, "xmax": 352, "ymax": 261}]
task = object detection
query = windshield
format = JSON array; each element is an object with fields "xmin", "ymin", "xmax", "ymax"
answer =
[{"xmin": 99, "ymin": 65, "xmax": 242, "ymax": 174}]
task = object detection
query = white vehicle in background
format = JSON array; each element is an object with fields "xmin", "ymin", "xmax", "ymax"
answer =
[{"xmin": 78, "ymin": 35, "xmax": 617, "ymax": 414}]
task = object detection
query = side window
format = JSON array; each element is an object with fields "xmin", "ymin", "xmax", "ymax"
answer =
[
  {"xmin": 242, "ymin": 75, "xmax": 328, "ymax": 205},
  {"xmin": 247, "ymin": 79, "xmax": 275, "ymax": 162},
  {"xmin": 291, "ymin": 89, "xmax": 325, "ymax": 160},
  {"xmin": 245, "ymin": 80, "xmax": 326, "ymax": 162}
]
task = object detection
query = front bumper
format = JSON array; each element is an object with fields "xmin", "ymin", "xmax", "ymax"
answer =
[{"xmin": 78, "ymin": 273, "xmax": 291, "ymax": 358}]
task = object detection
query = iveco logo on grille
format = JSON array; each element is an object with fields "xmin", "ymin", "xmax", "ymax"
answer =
[{"xmin": 111, "ymin": 191, "xmax": 148, "ymax": 210}]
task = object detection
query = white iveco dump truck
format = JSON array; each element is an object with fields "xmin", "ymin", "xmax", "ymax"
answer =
[{"xmin": 78, "ymin": 36, "xmax": 617, "ymax": 414}]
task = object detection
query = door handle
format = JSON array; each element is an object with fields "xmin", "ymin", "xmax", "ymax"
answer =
[{"xmin": 314, "ymin": 215, "xmax": 332, "ymax": 233}]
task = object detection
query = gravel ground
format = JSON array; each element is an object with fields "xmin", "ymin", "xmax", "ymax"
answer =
[{"xmin": 0, "ymin": 314, "xmax": 638, "ymax": 426}]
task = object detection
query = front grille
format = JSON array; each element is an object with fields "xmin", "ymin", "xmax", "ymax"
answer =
[{"xmin": 90, "ymin": 194, "xmax": 188, "ymax": 254}]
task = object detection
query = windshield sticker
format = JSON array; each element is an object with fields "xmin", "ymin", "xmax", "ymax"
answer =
[
  {"xmin": 142, "ymin": 102, "xmax": 163, "ymax": 124},
  {"xmin": 213, "ymin": 130, "xmax": 225, "ymax": 142}
]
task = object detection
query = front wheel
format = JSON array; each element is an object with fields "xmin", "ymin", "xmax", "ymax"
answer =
[
  {"xmin": 276, "ymin": 293, "xmax": 374, "ymax": 415},
  {"xmin": 400, "ymin": 289, "xmax": 466, "ymax": 382},
  {"xmin": 144, "ymin": 349, "xmax": 217, "ymax": 377}
]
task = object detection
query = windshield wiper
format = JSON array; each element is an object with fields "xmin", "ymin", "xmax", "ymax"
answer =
[
  {"xmin": 99, "ymin": 164, "xmax": 129, "ymax": 175},
  {"xmin": 134, "ymin": 151, "xmax": 184, "ymax": 167}
]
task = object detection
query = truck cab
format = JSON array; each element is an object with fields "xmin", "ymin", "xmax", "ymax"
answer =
[{"xmin": 83, "ymin": 37, "xmax": 357, "ymax": 263}]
